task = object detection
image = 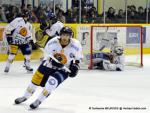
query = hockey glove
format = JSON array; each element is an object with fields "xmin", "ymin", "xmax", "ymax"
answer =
[
  {"xmin": 6, "ymin": 36, "xmax": 13, "ymax": 44},
  {"xmin": 69, "ymin": 61, "xmax": 79, "ymax": 78},
  {"xmin": 29, "ymin": 40, "xmax": 38, "ymax": 50},
  {"xmin": 51, "ymin": 59, "xmax": 64, "ymax": 68},
  {"xmin": 40, "ymin": 22, "xmax": 47, "ymax": 30}
]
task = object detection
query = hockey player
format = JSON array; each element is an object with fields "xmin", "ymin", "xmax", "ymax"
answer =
[
  {"xmin": 4, "ymin": 9, "xmax": 33, "ymax": 73},
  {"xmin": 93, "ymin": 46, "xmax": 124, "ymax": 71},
  {"xmin": 35, "ymin": 13, "xmax": 64, "ymax": 48},
  {"xmin": 14, "ymin": 26, "xmax": 83, "ymax": 109}
]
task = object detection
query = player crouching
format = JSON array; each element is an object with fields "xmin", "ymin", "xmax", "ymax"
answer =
[
  {"xmin": 93, "ymin": 46, "xmax": 124, "ymax": 71},
  {"xmin": 14, "ymin": 26, "xmax": 83, "ymax": 109}
]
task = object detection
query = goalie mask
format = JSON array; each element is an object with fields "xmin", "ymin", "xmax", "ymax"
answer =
[{"xmin": 114, "ymin": 46, "xmax": 124, "ymax": 56}]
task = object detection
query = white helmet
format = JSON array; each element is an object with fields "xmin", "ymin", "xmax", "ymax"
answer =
[{"xmin": 114, "ymin": 46, "xmax": 124, "ymax": 56}]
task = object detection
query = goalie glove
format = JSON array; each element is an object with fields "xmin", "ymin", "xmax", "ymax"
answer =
[{"xmin": 68, "ymin": 60, "xmax": 80, "ymax": 78}]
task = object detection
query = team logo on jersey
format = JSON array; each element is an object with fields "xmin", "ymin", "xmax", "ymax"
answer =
[
  {"xmin": 54, "ymin": 53, "xmax": 67, "ymax": 65},
  {"xmin": 69, "ymin": 53, "xmax": 75, "ymax": 58},
  {"xmin": 19, "ymin": 27, "xmax": 27, "ymax": 37}
]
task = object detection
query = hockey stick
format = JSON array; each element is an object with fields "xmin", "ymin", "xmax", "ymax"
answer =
[{"xmin": 44, "ymin": 55, "xmax": 71, "ymax": 73}]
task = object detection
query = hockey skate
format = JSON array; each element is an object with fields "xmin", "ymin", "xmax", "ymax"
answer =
[
  {"xmin": 30, "ymin": 99, "xmax": 41, "ymax": 109},
  {"xmin": 4, "ymin": 66, "xmax": 10, "ymax": 73},
  {"xmin": 25, "ymin": 65, "xmax": 33, "ymax": 73},
  {"xmin": 14, "ymin": 97, "xmax": 27, "ymax": 104},
  {"xmin": 4, "ymin": 60, "xmax": 12, "ymax": 73},
  {"xmin": 24, "ymin": 60, "xmax": 33, "ymax": 73}
]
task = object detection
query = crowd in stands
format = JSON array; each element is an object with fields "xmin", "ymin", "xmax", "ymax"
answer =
[{"xmin": 0, "ymin": 0, "xmax": 149, "ymax": 23}]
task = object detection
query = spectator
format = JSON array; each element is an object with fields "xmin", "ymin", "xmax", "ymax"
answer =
[
  {"xmin": 116, "ymin": 9, "xmax": 125, "ymax": 19},
  {"xmin": 72, "ymin": 0, "xmax": 79, "ymax": 8},
  {"xmin": 130, "ymin": 5, "xmax": 137, "ymax": 13},
  {"xmin": 5, "ymin": 6, "xmax": 19, "ymax": 22},
  {"xmin": 88, "ymin": 11, "xmax": 97, "ymax": 23},
  {"xmin": 65, "ymin": 9, "xmax": 74, "ymax": 23},
  {"xmin": 137, "ymin": 6, "xmax": 146, "ymax": 20},
  {"xmin": 57, "ymin": 9, "xmax": 66, "ymax": 23},
  {"xmin": 27, "ymin": 4, "xmax": 38, "ymax": 22},
  {"xmin": 128, "ymin": 11, "xmax": 138, "ymax": 23},
  {"xmin": 107, "ymin": 7, "xmax": 116, "ymax": 20},
  {"xmin": 81, "ymin": 14, "xmax": 88, "ymax": 23},
  {"xmin": 0, "ymin": 6, "xmax": 7, "ymax": 22},
  {"xmin": 116, "ymin": 9, "xmax": 125, "ymax": 23},
  {"xmin": 72, "ymin": 15, "xmax": 79, "ymax": 23},
  {"xmin": 36, "ymin": 7, "xmax": 47, "ymax": 23}
]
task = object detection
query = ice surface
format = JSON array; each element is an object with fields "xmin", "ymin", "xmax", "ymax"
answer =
[{"xmin": 0, "ymin": 55, "xmax": 150, "ymax": 113}]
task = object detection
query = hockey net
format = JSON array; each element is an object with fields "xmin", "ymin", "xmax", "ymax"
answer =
[{"xmin": 78, "ymin": 25, "xmax": 143, "ymax": 69}]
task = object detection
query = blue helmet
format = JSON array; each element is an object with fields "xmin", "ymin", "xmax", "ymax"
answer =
[{"xmin": 47, "ymin": 12, "xmax": 57, "ymax": 24}]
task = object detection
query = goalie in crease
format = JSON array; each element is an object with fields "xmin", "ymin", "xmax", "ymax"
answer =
[
  {"xmin": 92, "ymin": 33, "xmax": 124, "ymax": 71},
  {"xmin": 4, "ymin": 9, "xmax": 33, "ymax": 73},
  {"xmin": 92, "ymin": 46, "xmax": 124, "ymax": 71},
  {"xmin": 14, "ymin": 26, "xmax": 83, "ymax": 109}
]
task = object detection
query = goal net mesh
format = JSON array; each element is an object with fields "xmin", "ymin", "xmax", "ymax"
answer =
[{"xmin": 78, "ymin": 25, "xmax": 143, "ymax": 69}]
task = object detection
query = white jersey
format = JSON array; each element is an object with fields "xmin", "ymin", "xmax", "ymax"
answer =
[
  {"xmin": 6, "ymin": 17, "xmax": 32, "ymax": 45},
  {"xmin": 46, "ymin": 21, "xmax": 64, "ymax": 37},
  {"xmin": 44, "ymin": 36, "xmax": 83, "ymax": 68}
]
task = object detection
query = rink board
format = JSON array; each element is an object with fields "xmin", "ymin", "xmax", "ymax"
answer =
[{"xmin": 0, "ymin": 23, "xmax": 150, "ymax": 61}]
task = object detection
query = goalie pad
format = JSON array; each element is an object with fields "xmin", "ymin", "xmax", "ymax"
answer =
[{"xmin": 103, "ymin": 60, "xmax": 123, "ymax": 71}]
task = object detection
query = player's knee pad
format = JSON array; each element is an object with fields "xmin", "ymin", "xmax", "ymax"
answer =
[
  {"xmin": 45, "ymin": 76, "xmax": 58, "ymax": 92},
  {"xmin": 9, "ymin": 45, "xmax": 18, "ymax": 54},
  {"xmin": 31, "ymin": 70, "xmax": 44, "ymax": 86},
  {"xmin": 51, "ymin": 71, "xmax": 68, "ymax": 85}
]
